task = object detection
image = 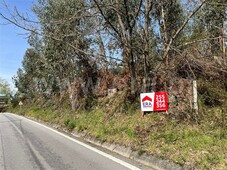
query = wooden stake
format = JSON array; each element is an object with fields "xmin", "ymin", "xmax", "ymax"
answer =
[
  {"xmin": 193, "ymin": 80, "xmax": 198, "ymax": 115},
  {"xmin": 141, "ymin": 111, "xmax": 145, "ymax": 118}
]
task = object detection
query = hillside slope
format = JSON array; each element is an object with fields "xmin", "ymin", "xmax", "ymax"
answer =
[{"xmin": 9, "ymin": 89, "xmax": 227, "ymax": 170}]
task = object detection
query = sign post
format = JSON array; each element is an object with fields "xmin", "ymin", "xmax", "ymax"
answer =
[
  {"xmin": 193, "ymin": 80, "xmax": 198, "ymax": 115},
  {"xmin": 140, "ymin": 91, "xmax": 168, "ymax": 116},
  {"xmin": 19, "ymin": 101, "xmax": 23, "ymax": 113}
]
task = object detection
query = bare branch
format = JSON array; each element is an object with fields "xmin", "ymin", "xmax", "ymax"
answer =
[
  {"xmin": 0, "ymin": 12, "xmax": 39, "ymax": 33},
  {"xmin": 177, "ymin": 36, "xmax": 223, "ymax": 48},
  {"xmin": 0, "ymin": 11, "xmax": 123, "ymax": 65}
]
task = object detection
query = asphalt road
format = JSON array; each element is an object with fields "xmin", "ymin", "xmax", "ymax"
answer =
[{"xmin": 0, "ymin": 113, "xmax": 150, "ymax": 170}]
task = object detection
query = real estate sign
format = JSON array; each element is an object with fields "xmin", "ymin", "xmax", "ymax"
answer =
[{"xmin": 140, "ymin": 92, "xmax": 168, "ymax": 112}]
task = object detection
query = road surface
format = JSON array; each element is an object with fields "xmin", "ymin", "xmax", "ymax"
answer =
[{"xmin": 0, "ymin": 113, "xmax": 150, "ymax": 170}]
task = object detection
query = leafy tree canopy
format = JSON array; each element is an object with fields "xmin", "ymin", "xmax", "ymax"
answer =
[{"xmin": 0, "ymin": 77, "xmax": 12, "ymax": 97}]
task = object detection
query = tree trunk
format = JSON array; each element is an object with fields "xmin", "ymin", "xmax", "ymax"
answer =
[
  {"xmin": 115, "ymin": 0, "xmax": 136, "ymax": 95},
  {"xmin": 67, "ymin": 79, "xmax": 76, "ymax": 111},
  {"xmin": 161, "ymin": 3, "xmax": 169, "ymax": 66},
  {"xmin": 222, "ymin": 22, "xmax": 225, "ymax": 55},
  {"xmin": 143, "ymin": 0, "xmax": 150, "ymax": 92},
  {"xmin": 129, "ymin": 49, "xmax": 136, "ymax": 95},
  {"xmin": 97, "ymin": 18, "xmax": 108, "ymax": 69}
]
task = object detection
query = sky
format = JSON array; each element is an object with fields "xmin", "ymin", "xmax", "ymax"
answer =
[{"xmin": 0, "ymin": 0, "xmax": 34, "ymax": 90}]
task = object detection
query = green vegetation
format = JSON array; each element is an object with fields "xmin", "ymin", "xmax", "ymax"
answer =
[
  {"xmin": 0, "ymin": 77, "xmax": 13, "ymax": 111},
  {"xmin": 0, "ymin": 77, "xmax": 12, "ymax": 97},
  {"xmin": 9, "ymin": 90, "xmax": 227, "ymax": 170},
  {"xmin": 3, "ymin": 0, "xmax": 227, "ymax": 169}
]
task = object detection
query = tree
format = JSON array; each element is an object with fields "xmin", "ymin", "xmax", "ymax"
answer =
[
  {"xmin": 3, "ymin": 0, "xmax": 222, "ymax": 113},
  {"xmin": 93, "ymin": 0, "xmax": 143, "ymax": 95},
  {"xmin": 33, "ymin": 0, "xmax": 97, "ymax": 110},
  {"xmin": 0, "ymin": 78, "xmax": 12, "ymax": 97},
  {"xmin": 13, "ymin": 48, "xmax": 40, "ymax": 97},
  {"xmin": 202, "ymin": 0, "xmax": 226, "ymax": 55}
]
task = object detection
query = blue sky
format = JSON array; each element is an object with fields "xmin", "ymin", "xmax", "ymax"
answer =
[{"xmin": 0, "ymin": 0, "xmax": 34, "ymax": 90}]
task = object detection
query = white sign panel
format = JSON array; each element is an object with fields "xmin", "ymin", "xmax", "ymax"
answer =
[{"xmin": 140, "ymin": 93, "xmax": 155, "ymax": 111}]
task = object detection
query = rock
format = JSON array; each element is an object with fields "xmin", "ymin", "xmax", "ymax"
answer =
[{"xmin": 108, "ymin": 88, "xmax": 118, "ymax": 97}]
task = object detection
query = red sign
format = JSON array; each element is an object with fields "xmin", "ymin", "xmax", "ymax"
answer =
[{"xmin": 153, "ymin": 92, "xmax": 168, "ymax": 111}]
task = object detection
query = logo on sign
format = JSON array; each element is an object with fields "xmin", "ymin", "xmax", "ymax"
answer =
[{"xmin": 142, "ymin": 96, "xmax": 152, "ymax": 108}]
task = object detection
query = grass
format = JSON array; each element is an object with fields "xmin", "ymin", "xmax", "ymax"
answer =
[{"xmin": 8, "ymin": 94, "xmax": 227, "ymax": 170}]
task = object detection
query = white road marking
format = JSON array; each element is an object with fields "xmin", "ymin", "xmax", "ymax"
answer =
[
  {"xmin": 5, "ymin": 113, "xmax": 141, "ymax": 170},
  {"xmin": 3, "ymin": 114, "xmax": 52, "ymax": 170}
]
